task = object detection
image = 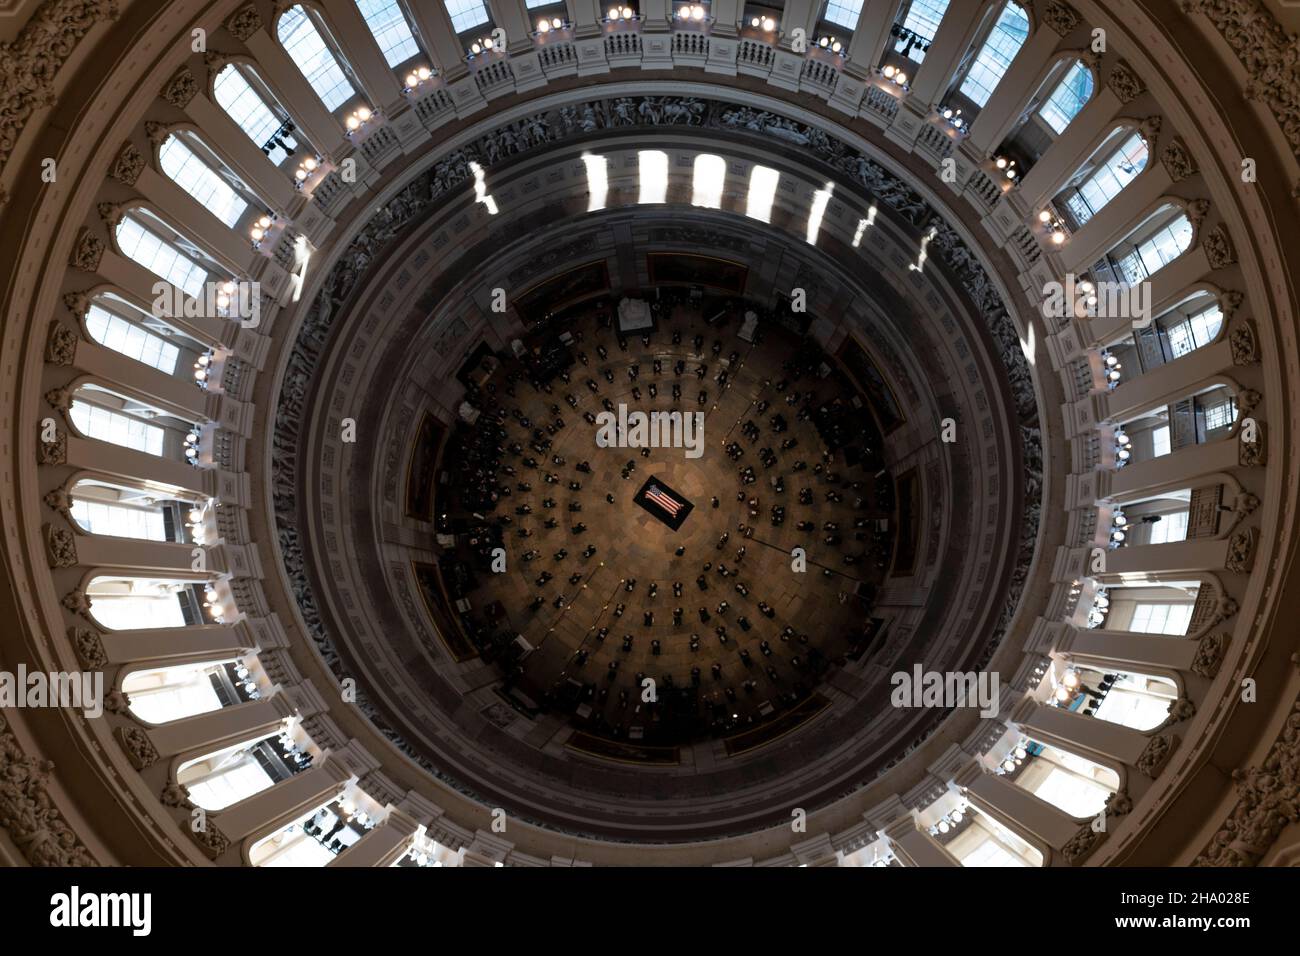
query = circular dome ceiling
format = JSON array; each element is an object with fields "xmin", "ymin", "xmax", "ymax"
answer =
[{"xmin": 270, "ymin": 91, "xmax": 1043, "ymax": 841}]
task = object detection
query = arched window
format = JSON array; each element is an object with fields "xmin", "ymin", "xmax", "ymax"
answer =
[
  {"xmin": 85, "ymin": 574, "xmax": 216, "ymax": 630},
  {"xmin": 1121, "ymin": 294, "xmax": 1224, "ymax": 373},
  {"xmin": 115, "ymin": 214, "xmax": 210, "ymax": 298},
  {"xmin": 949, "ymin": 807, "xmax": 1043, "ymax": 867},
  {"xmin": 158, "ymin": 134, "xmax": 249, "ymax": 228},
  {"xmin": 70, "ymin": 394, "xmax": 166, "ymax": 457},
  {"xmin": 745, "ymin": 165, "xmax": 780, "ymax": 223},
  {"xmin": 958, "ymin": 1, "xmax": 1030, "ymax": 107},
  {"xmin": 890, "ymin": 0, "xmax": 950, "ymax": 63},
  {"xmin": 277, "ymin": 5, "xmax": 356, "ymax": 111},
  {"xmin": 1013, "ymin": 741, "xmax": 1119, "ymax": 818},
  {"xmin": 1056, "ymin": 664, "xmax": 1177, "ymax": 731},
  {"xmin": 249, "ymin": 795, "xmax": 376, "ymax": 866},
  {"xmin": 85, "ymin": 301, "xmax": 180, "ymax": 374},
  {"xmin": 1113, "ymin": 382, "xmax": 1234, "ymax": 467},
  {"xmin": 823, "ymin": 0, "xmax": 865, "ymax": 30},
  {"xmin": 1111, "ymin": 211, "xmax": 1194, "ymax": 284},
  {"xmin": 691, "ymin": 153, "xmax": 726, "ymax": 209},
  {"xmin": 638, "ymin": 150, "xmax": 668, "ymax": 205},
  {"xmin": 68, "ymin": 477, "xmax": 188, "ymax": 541},
  {"xmin": 178, "ymin": 729, "xmax": 306, "ymax": 810},
  {"xmin": 1038, "ymin": 60, "xmax": 1094, "ymax": 134},
  {"xmin": 213, "ymin": 64, "xmax": 284, "ymax": 151},
  {"xmin": 355, "ymin": 0, "xmax": 421, "ymax": 67},
  {"xmin": 67, "ymin": 382, "xmax": 199, "ymax": 464},
  {"xmin": 1060, "ymin": 130, "xmax": 1148, "ymax": 226},
  {"xmin": 1091, "ymin": 581, "xmax": 1200, "ymax": 634},
  {"xmin": 123, "ymin": 659, "xmax": 251, "ymax": 724},
  {"xmin": 444, "ymin": 0, "xmax": 490, "ymax": 34}
]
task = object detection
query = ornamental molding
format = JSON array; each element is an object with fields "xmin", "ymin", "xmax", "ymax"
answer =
[
  {"xmin": 37, "ymin": 429, "xmax": 66, "ymax": 465},
  {"xmin": 1106, "ymin": 60, "xmax": 1145, "ymax": 104},
  {"xmin": 44, "ymin": 320, "xmax": 78, "ymax": 366},
  {"xmin": 1191, "ymin": 632, "xmax": 1228, "ymax": 678},
  {"xmin": 68, "ymin": 228, "xmax": 104, "ymax": 272},
  {"xmin": 115, "ymin": 727, "xmax": 159, "ymax": 770},
  {"xmin": 1137, "ymin": 733, "xmax": 1177, "ymax": 776},
  {"xmin": 1239, "ymin": 421, "xmax": 1265, "ymax": 466},
  {"xmin": 0, "ymin": 713, "xmax": 98, "ymax": 866},
  {"xmin": 270, "ymin": 94, "xmax": 1045, "ymax": 831},
  {"xmin": 0, "ymin": 0, "xmax": 120, "ymax": 182},
  {"xmin": 1229, "ymin": 319, "xmax": 1259, "ymax": 364},
  {"xmin": 1178, "ymin": 0, "xmax": 1300, "ymax": 156},
  {"xmin": 225, "ymin": 4, "xmax": 264, "ymax": 42},
  {"xmin": 108, "ymin": 141, "xmax": 144, "ymax": 186},
  {"xmin": 1160, "ymin": 137, "xmax": 1198, "ymax": 182},
  {"xmin": 1225, "ymin": 526, "xmax": 1258, "ymax": 573},
  {"xmin": 1042, "ymin": 1, "xmax": 1081, "ymax": 36},
  {"xmin": 161, "ymin": 67, "xmax": 198, "ymax": 109},
  {"xmin": 42, "ymin": 523, "xmax": 77, "ymax": 568},
  {"xmin": 1204, "ymin": 224, "xmax": 1236, "ymax": 270},
  {"xmin": 1194, "ymin": 701, "xmax": 1300, "ymax": 866},
  {"xmin": 69, "ymin": 626, "xmax": 107, "ymax": 669}
]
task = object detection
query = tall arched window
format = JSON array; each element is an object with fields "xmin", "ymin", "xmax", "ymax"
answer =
[
  {"xmin": 948, "ymin": 806, "xmax": 1043, "ymax": 867},
  {"xmin": 1090, "ymin": 581, "xmax": 1200, "ymax": 633},
  {"xmin": 158, "ymin": 134, "xmax": 249, "ymax": 228},
  {"xmin": 891, "ymin": 0, "xmax": 950, "ymax": 64},
  {"xmin": 1056, "ymin": 664, "xmax": 1177, "ymax": 731},
  {"xmin": 638, "ymin": 150, "xmax": 668, "ymax": 205},
  {"xmin": 1060, "ymin": 131, "xmax": 1148, "ymax": 226},
  {"xmin": 444, "ymin": 0, "xmax": 490, "ymax": 34},
  {"xmin": 213, "ymin": 64, "xmax": 283, "ymax": 150},
  {"xmin": 115, "ymin": 213, "xmax": 210, "ymax": 298},
  {"xmin": 248, "ymin": 795, "xmax": 376, "ymax": 866},
  {"xmin": 745, "ymin": 165, "xmax": 780, "ymax": 223},
  {"xmin": 1012, "ymin": 741, "xmax": 1119, "ymax": 818},
  {"xmin": 123, "ymin": 660, "xmax": 249, "ymax": 724},
  {"xmin": 85, "ymin": 574, "xmax": 215, "ymax": 630},
  {"xmin": 67, "ymin": 382, "xmax": 198, "ymax": 463},
  {"xmin": 70, "ymin": 395, "xmax": 166, "ymax": 457},
  {"xmin": 823, "ymin": 0, "xmax": 865, "ymax": 30},
  {"xmin": 1038, "ymin": 60, "xmax": 1094, "ymax": 134},
  {"xmin": 1110, "ymin": 210, "xmax": 1194, "ymax": 284},
  {"xmin": 356, "ymin": 0, "xmax": 421, "ymax": 67},
  {"xmin": 958, "ymin": 1, "xmax": 1030, "ymax": 107},
  {"xmin": 178, "ymin": 730, "xmax": 305, "ymax": 810},
  {"xmin": 67, "ymin": 477, "xmax": 193, "ymax": 541},
  {"xmin": 85, "ymin": 302, "xmax": 181, "ymax": 374},
  {"xmin": 277, "ymin": 5, "xmax": 356, "ymax": 111},
  {"xmin": 691, "ymin": 154, "xmax": 726, "ymax": 209}
]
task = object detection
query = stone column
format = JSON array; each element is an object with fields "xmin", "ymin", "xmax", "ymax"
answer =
[
  {"xmin": 145, "ymin": 693, "xmax": 297, "ymax": 760},
  {"xmin": 1016, "ymin": 85, "xmax": 1123, "ymax": 211},
  {"xmin": 1059, "ymin": 625, "xmax": 1201, "ymax": 673},
  {"xmin": 101, "ymin": 624, "xmax": 254, "ymax": 667}
]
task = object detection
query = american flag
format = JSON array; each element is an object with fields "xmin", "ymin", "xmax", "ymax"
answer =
[{"xmin": 644, "ymin": 485, "xmax": 683, "ymax": 517}]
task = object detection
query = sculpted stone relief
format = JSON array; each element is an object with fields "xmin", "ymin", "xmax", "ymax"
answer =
[{"xmin": 271, "ymin": 95, "xmax": 1044, "ymax": 819}]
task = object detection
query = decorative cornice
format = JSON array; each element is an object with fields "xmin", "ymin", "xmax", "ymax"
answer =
[
  {"xmin": 0, "ymin": 714, "xmax": 97, "ymax": 865},
  {"xmin": 1107, "ymin": 60, "xmax": 1145, "ymax": 104},
  {"xmin": 225, "ymin": 4, "xmax": 264, "ymax": 42},
  {"xmin": 1160, "ymin": 137, "xmax": 1198, "ymax": 182},
  {"xmin": 108, "ymin": 141, "xmax": 144, "ymax": 186},
  {"xmin": 1194, "ymin": 700, "xmax": 1300, "ymax": 866},
  {"xmin": 161, "ymin": 67, "xmax": 198, "ymax": 109},
  {"xmin": 0, "ymin": 0, "xmax": 120, "ymax": 182},
  {"xmin": 1178, "ymin": 0, "xmax": 1300, "ymax": 157},
  {"xmin": 1042, "ymin": 1, "xmax": 1081, "ymax": 36}
]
